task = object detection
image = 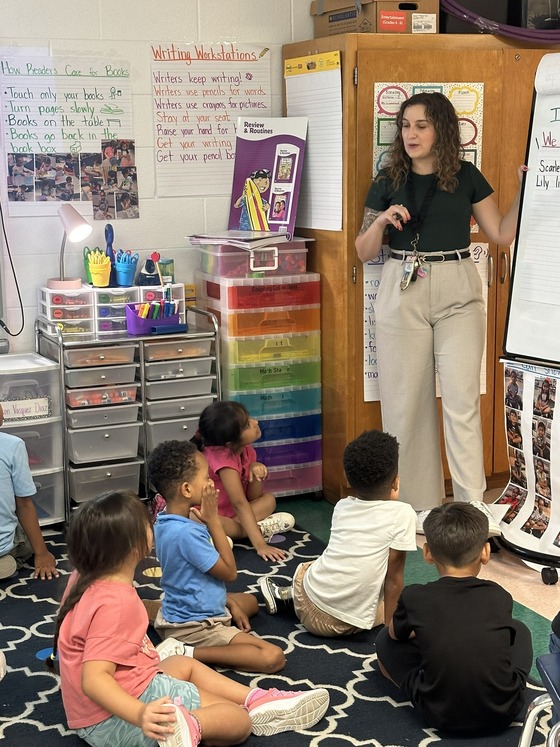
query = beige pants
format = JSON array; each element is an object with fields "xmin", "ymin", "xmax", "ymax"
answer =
[
  {"xmin": 375, "ymin": 256, "xmax": 487, "ymax": 510},
  {"xmin": 292, "ymin": 562, "xmax": 383, "ymax": 637},
  {"xmin": 154, "ymin": 610, "xmax": 241, "ymax": 646}
]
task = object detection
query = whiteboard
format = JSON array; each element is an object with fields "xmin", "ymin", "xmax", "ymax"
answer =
[{"xmin": 505, "ymin": 53, "xmax": 560, "ymax": 365}]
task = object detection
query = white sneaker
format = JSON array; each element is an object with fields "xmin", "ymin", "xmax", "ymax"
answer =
[
  {"xmin": 0, "ymin": 651, "xmax": 6, "ymax": 681},
  {"xmin": 257, "ymin": 512, "xmax": 295, "ymax": 540},
  {"xmin": 469, "ymin": 500, "xmax": 502, "ymax": 538},
  {"xmin": 416, "ymin": 510, "xmax": 432, "ymax": 535},
  {"xmin": 156, "ymin": 637, "xmax": 194, "ymax": 661}
]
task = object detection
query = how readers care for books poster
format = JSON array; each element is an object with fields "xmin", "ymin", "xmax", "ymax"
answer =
[{"xmin": 228, "ymin": 117, "xmax": 307, "ymax": 240}]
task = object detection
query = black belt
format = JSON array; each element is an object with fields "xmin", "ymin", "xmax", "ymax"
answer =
[{"xmin": 390, "ymin": 250, "xmax": 471, "ymax": 262}]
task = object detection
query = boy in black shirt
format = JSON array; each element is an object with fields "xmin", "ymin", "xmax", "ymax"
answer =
[{"xmin": 376, "ymin": 502, "xmax": 532, "ymax": 735}]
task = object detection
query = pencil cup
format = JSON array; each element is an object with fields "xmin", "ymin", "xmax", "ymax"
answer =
[
  {"xmin": 115, "ymin": 262, "xmax": 136, "ymax": 287},
  {"xmin": 89, "ymin": 265, "xmax": 111, "ymax": 287}
]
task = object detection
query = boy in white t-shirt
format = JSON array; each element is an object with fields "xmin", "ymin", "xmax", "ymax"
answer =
[{"xmin": 259, "ymin": 430, "xmax": 418, "ymax": 637}]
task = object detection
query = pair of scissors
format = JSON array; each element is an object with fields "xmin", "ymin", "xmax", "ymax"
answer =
[{"xmin": 115, "ymin": 250, "xmax": 139, "ymax": 264}]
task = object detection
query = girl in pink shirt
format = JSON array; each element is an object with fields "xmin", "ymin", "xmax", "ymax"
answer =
[
  {"xmin": 196, "ymin": 401, "xmax": 295, "ymax": 562},
  {"xmin": 48, "ymin": 490, "xmax": 329, "ymax": 746}
]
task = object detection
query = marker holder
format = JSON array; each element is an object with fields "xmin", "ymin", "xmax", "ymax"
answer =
[{"xmin": 125, "ymin": 304, "xmax": 179, "ymax": 335}]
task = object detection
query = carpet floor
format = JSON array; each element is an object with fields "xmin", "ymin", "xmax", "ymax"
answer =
[{"xmin": 0, "ymin": 525, "xmax": 552, "ymax": 746}]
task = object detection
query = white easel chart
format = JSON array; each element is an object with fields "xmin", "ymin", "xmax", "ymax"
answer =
[
  {"xmin": 372, "ymin": 82, "xmax": 484, "ymax": 173},
  {"xmin": 363, "ymin": 243, "xmax": 489, "ymax": 402},
  {"xmin": 1, "ymin": 53, "xmax": 134, "ymax": 215},
  {"xmin": 150, "ymin": 42, "xmax": 271, "ymax": 197},
  {"xmin": 505, "ymin": 53, "xmax": 560, "ymax": 365},
  {"xmin": 284, "ymin": 51, "xmax": 342, "ymax": 231}
]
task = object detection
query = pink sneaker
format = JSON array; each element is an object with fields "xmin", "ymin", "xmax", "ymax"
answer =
[
  {"xmin": 157, "ymin": 704, "xmax": 200, "ymax": 747},
  {"xmin": 246, "ymin": 687, "xmax": 329, "ymax": 736}
]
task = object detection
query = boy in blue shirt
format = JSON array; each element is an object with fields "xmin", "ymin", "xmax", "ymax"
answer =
[{"xmin": 149, "ymin": 439, "xmax": 286, "ymax": 674}]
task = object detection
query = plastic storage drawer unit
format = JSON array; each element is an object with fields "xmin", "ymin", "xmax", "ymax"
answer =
[
  {"xmin": 6, "ymin": 419, "xmax": 63, "ymax": 471},
  {"xmin": 223, "ymin": 332, "xmax": 321, "ymax": 365},
  {"xmin": 254, "ymin": 437, "xmax": 322, "ymax": 468},
  {"xmin": 230, "ymin": 386, "xmax": 322, "ymax": 416},
  {"xmin": 206, "ymin": 300, "xmax": 320, "ymax": 338},
  {"xmin": 198, "ymin": 241, "xmax": 308, "ymax": 278},
  {"xmin": 144, "ymin": 357, "xmax": 214, "ymax": 381},
  {"xmin": 33, "ymin": 469, "xmax": 65, "ymax": 525},
  {"xmin": 67, "ymin": 421, "xmax": 142, "ymax": 463},
  {"xmin": 39, "ymin": 339, "xmax": 137, "ymax": 368},
  {"xmin": 196, "ymin": 271, "xmax": 320, "ymax": 310},
  {"xmin": 145, "ymin": 394, "xmax": 216, "ymax": 421},
  {"xmin": 65, "ymin": 363, "xmax": 138, "ymax": 388},
  {"xmin": 145, "ymin": 417, "xmax": 199, "ymax": 451},
  {"xmin": 0, "ymin": 353, "xmax": 61, "ymax": 419},
  {"xmin": 224, "ymin": 359, "xmax": 321, "ymax": 392},
  {"xmin": 264, "ymin": 461, "xmax": 322, "ymax": 497},
  {"xmin": 144, "ymin": 376, "xmax": 215, "ymax": 400},
  {"xmin": 69, "ymin": 460, "xmax": 143, "ymax": 503},
  {"xmin": 65, "ymin": 383, "xmax": 139, "ymax": 408},
  {"xmin": 143, "ymin": 338, "xmax": 212, "ymax": 361},
  {"xmin": 66, "ymin": 402, "xmax": 141, "ymax": 428},
  {"xmin": 257, "ymin": 411, "xmax": 321, "ymax": 442}
]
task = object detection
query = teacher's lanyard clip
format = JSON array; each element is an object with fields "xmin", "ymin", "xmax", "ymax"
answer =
[{"xmin": 400, "ymin": 234, "xmax": 427, "ymax": 290}]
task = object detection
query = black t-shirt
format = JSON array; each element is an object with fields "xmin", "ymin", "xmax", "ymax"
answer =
[
  {"xmin": 364, "ymin": 161, "xmax": 493, "ymax": 253},
  {"xmin": 393, "ymin": 576, "xmax": 529, "ymax": 734}
]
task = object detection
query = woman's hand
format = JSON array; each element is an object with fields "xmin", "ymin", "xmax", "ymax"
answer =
[{"xmin": 383, "ymin": 203, "xmax": 410, "ymax": 232}]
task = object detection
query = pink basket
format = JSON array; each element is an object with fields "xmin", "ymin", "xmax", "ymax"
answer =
[{"xmin": 125, "ymin": 304, "xmax": 179, "ymax": 335}]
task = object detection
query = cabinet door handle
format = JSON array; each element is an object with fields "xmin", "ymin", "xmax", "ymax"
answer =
[
  {"xmin": 177, "ymin": 348, "xmax": 183, "ymax": 353},
  {"xmin": 99, "ymin": 355, "xmax": 105, "ymax": 360},
  {"xmin": 105, "ymin": 472, "xmax": 112, "ymax": 477},
  {"xmin": 100, "ymin": 374, "xmax": 106, "ymax": 380},
  {"xmin": 487, "ymin": 254, "xmax": 494, "ymax": 288},
  {"xmin": 104, "ymin": 433, "xmax": 110, "ymax": 439},
  {"xmin": 500, "ymin": 251, "xmax": 509, "ymax": 285},
  {"xmin": 180, "ymin": 406, "xmax": 185, "ymax": 411},
  {"xmin": 178, "ymin": 367, "xmax": 183, "ymax": 373}
]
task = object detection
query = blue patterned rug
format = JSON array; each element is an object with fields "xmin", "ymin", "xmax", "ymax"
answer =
[{"xmin": 0, "ymin": 526, "xmax": 551, "ymax": 746}]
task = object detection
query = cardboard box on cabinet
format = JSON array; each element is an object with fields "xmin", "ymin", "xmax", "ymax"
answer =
[
  {"xmin": 376, "ymin": 0, "xmax": 439, "ymax": 34},
  {"xmin": 310, "ymin": 0, "xmax": 376, "ymax": 36},
  {"xmin": 310, "ymin": 0, "xmax": 439, "ymax": 37}
]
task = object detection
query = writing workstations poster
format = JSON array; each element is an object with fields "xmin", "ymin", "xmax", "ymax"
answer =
[
  {"xmin": 228, "ymin": 117, "xmax": 307, "ymax": 240},
  {"xmin": 151, "ymin": 42, "xmax": 271, "ymax": 197},
  {"xmin": 0, "ymin": 53, "xmax": 138, "ymax": 220}
]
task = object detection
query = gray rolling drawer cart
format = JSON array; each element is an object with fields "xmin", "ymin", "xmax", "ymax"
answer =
[
  {"xmin": 0, "ymin": 352, "xmax": 64, "ymax": 526},
  {"xmin": 35, "ymin": 306, "xmax": 221, "ymax": 521}
]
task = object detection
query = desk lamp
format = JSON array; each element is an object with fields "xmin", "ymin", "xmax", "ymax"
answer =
[{"xmin": 47, "ymin": 204, "xmax": 92, "ymax": 290}]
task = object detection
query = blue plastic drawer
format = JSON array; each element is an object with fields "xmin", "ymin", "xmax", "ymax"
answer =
[
  {"xmin": 258, "ymin": 411, "xmax": 321, "ymax": 443},
  {"xmin": 229, "ymin": 386, "xmax": 321, "ymax": 416}
]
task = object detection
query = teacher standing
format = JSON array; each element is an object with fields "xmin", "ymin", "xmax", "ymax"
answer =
[{"xmin": 355, "ymin": 92, "xmax": 524, "ymax": 530}]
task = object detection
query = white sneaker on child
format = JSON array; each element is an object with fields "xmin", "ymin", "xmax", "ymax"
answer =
[
  {"xmin": 157, "ymin": 704, "xmax": 201, "ymax": 747},
  {"xmin": 257, "ymin": 512, "xmax": 295, "ymax": 540},
  {"xmin": 246, "ymin": 687, "xmax": 330, "ymax": 736},
  {"xmin": 415, "ymin": 510, "xmax": 431, "ymax": 535},
  {"xmin": 469, "ymin": 500, "xmax": 502, "ymax": 538},
  {"xmin": 156, "ymin": 637, "xmax": 194, "ymax": 661}
]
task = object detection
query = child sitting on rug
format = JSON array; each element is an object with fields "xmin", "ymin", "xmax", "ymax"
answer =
[
  {"xmin": 259, "ymin": 430, "xmax": 418, "ymax": 636},
  {"xmin": 147, "ymin": 439, "xmax": 286, "ymax": 673},
  {"xmin": 0, "ymin": 403, "xmax": 58, "ymax": 581},
  {"xmin": 49, "ymin": 489, "xmax": 330, "ymax": 747},
  {"xmin": 193, "ymin": 400, "xmax": 295, "ymax": 562},
  {"xmin": 376, "ymin": 502, "xmax": 533, "ymax": 736}
]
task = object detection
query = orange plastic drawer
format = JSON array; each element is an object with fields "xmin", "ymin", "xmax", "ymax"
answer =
[{"xmin": 205, "ymin": 299, "xmax": 320, "ymax": 337}]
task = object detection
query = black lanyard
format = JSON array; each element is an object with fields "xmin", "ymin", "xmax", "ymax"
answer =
[{"xmin": 405, "ymin": 172, "xmax": 438, "ymax": 249}]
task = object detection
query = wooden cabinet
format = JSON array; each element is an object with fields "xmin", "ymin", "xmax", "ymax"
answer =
[{"xmin": 282, "ymin": 34, "xmax": 558, "ymax": 504}]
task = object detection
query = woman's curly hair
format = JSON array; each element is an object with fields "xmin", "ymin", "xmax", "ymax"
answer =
[{"xmin": 383, "ymin": 92, "xmax": 463, "ymax": 194}]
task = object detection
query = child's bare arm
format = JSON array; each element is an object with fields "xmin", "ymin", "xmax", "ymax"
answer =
[
  {"xmin": 220, "ymin": 467, "xmax": 278, "ymax": 557},
  {"xmin": 247, "ymin": 461, "xmax": 268, "ymax": 501},
  {"xmin": 82, "ymin": 660, "xmax": 177, "ymax": 741},
  {"xmin": 383, "ymin": 549, "xmax": 407, "ymax": 626},
  {"xmin": 191, "ymin": 484, "xmax": 237, "ymax": 582}
]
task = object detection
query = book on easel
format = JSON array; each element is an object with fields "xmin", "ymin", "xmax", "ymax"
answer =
[{"xmin": 188, "ymin": 229, "xmax": 289, "ymax": 249}]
